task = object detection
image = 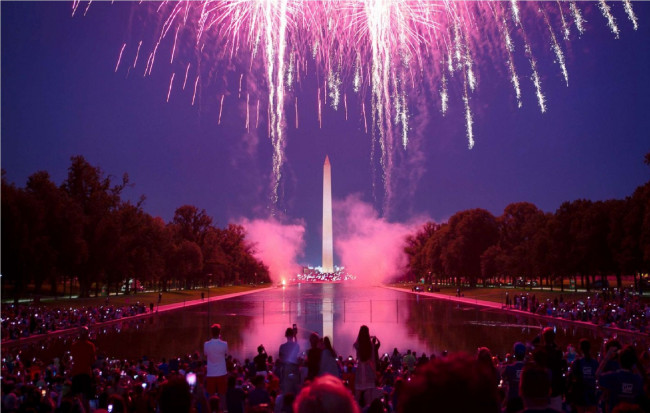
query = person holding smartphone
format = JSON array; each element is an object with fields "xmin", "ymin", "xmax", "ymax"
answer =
[{"xmin": 279, "ymin": 326, "xmax": 300, "ymax": 394}]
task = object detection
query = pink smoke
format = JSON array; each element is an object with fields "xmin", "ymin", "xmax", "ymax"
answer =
[
  {"xmin": 334, "ymin": 195, "xmax": 427, "ymax": 284},
  {"xmin": 239, "ymin": 217, "xmax": 305, "ymax": 283}
]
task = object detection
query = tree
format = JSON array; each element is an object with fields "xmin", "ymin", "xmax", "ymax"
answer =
[
  {"xmin": 497, "ymin": 202, "xmax": 546, "ymax": 286},
  {"xmin": 442, "ymin": 209, "xmax": 499, "ymax": 286},
  {"xmin": 62, "ymin": 156, "xmax": 129, "ymax": 297},
  {"xmin": 404, "ymin": 222, "xmax": 440, "ymax": 282}
]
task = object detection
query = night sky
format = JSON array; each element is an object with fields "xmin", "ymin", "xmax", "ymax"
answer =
[{"xmin": 2, "ymin": 2, "xmax": 649, "ymax": 267}]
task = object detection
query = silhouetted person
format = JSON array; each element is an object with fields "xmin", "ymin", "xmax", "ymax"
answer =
[
  {"xmin": 598, "ymin": 345, "xmax": 645, "ymax": 412},
  {"xmin": 353, "ymin": 325, "xmax": 380, "ymax": 406},
  {"xmin": 279, "ymin": 327, "xmax": 300, "ymax": 394},
  {"xmin": 306, "ymin": 332, "xmax": 323, "ymax": 381},
  {"xmin": 70, "ymin": 326, "xmax": 96, "ymax": 412},
  {"xmin": 398, "ymin": 353, "xmax": 500, "ymax": 413},
  {"xmin": 294, "ymin": 374, "xmax": 359, "ymax": 413},
  {"xmin": 567, "ymin": 338, "xmax": 599, "ymax": 413},
  {"xmin": 532, "ymin": 327, "xmax": 566, "ymax": 411},
  {"xmin": 158, "ymin": 376, "xmax": 192, "ymax": 413},
  {"xmin": 519, "ymin": 363, "xmax": 560, "ymax": 413},
  {"xmin": 204, "ymin": 323, "xmax": 228, "ymax": 399}
]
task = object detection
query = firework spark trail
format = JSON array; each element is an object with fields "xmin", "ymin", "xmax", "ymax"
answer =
[
  {"xmin": 133, "ymin": 40, "xmax": 142, "ymax": 68},
  {"xmin": 115, "ymin": 43, "xmax": 126, "ymax": 72},
  {"xmin": 166, "ymin": 73, "xmax": 175, "ymax": 102},
  {"xmin": 218, "ymin": 94, "xmax": 224, "ymax": 124},
  {"xmin": 84, "ymin": 0, "xmax": 92, "ymax": 17},
  {"xmin": 599, "ymin": 0, "xmax": 620, "ymax": 39},
  {"xmin": 557, "ymin": 1, "xmax": 571, "ymax": 41},
  {"xmin": 542, "ymin": 8, "xmax": 568, "ymax": 87},
  {"xmin": 72, "ymin": 0, "xmax": 81, "ymax": 17},
  {"xmin": 246, "ymin": 93, "xmax": 250, "ymax": 131},
  {"xmin": 440, "ymin": 72, "xmax": 449, "ymax": 114},
  {"xmin": 494, "ymin": 4, "xmax": 522, "ymax": 108},
  {"xmin": 104, "ymin": 0, "xmax": 639, "ymax": 209},
  {"xmin": 623, "ymin": 0, "xmax": 638, "ymax": 31},
  {"xmin": 183, "ymin": 63, "xmax": 190, "ymax": 90},
  {"xmin": 171, "ymin": 26, "xmax": 179, "ymax": 63},
  {"xmin": 570, "ymin": 1, "xmax": 586, "ymax": 35},
  {"xmin": 191, "ymin": 76, "xmax": 199, "ymax": 106},
  {"xmin": 362, "ymin": 101, "xmax": 368, "ymax": 134},
  {"xmin": 318, "ymin": 87, "xmax": 322, "ymax": 128},
  {"xmin": 510, "ymin": 0, "xmax": 521, "ymax": 25}
]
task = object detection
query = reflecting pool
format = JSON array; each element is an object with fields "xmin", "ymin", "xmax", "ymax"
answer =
[{"xmin": 5, "ymin": 284, "xmax": 640, "ymax": 362}]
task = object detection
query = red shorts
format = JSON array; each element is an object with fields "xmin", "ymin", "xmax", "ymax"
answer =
[{"xmin": 205, "ymin": 375, "xmax": 228, "ymax": 396}]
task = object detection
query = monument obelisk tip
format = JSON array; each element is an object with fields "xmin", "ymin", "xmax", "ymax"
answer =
[{"xmin": 324, "ymin": 155, "xmax": 330, "ymax": 165}]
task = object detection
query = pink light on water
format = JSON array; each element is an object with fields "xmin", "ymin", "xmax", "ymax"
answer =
[{"xmin": 99, "ymin": 1, "xmax": 639, "ymax": 208}]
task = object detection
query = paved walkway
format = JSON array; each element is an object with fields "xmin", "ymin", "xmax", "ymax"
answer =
[
  {"xmin": 2, "ymin": 287, "xmax": 273, "ymax": 347},
  {"xmin": 383, "ymin": 286, "xmax": 648, "ymax": 338}
]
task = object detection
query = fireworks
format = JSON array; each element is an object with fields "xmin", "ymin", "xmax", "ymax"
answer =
[{"xmin": 75, "ymin": 0, "xmax": 640, "ymax": 209}]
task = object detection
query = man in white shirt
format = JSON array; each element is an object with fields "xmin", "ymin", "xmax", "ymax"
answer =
[{"xmin": 204, "ymin": 323, "xmax": 228, "ymax": 399}]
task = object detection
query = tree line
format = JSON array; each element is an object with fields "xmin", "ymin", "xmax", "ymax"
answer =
[
  {"xmin": 403, "ymin": 155, "xmax": 650, "ymax": 292},
  {"xmin": 1, "ymin": 156, "xmax": 270, "ymax": 299}
]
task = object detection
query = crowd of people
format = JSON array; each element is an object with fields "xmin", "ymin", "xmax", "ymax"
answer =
[
  {"xmin": 293, "ymin": 272, "xmax": 357, "ymax": 283},
  {"xmin": 504, "ymin": 289, "xmax": 650, "ymax": 332},
  {"xmin": 2, "ymin": 322, "xmax": 650, "ymax": 413},
  {"xmin": 1, "ymin": 302, "xmax": 150, "ymax": 341},
  {"xmin": 292, "ymin": 272, "xmax": 357, "ymax": 282}
]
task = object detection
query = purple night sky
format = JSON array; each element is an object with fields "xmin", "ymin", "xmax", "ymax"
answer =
[{"xmin": 2, "ymin": 2, "xmax": 649, "ymax": 267}]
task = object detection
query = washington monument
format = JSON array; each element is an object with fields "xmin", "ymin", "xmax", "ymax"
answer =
[{"xmin": 322, "ymin": 155, "xmax": 334, "ymax": 272}]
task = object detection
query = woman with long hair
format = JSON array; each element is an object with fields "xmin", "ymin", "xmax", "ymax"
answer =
[
  {"xmin": 353, "ymin": 325, "xmax": 381, "ymax": 407},
  {"xmin": 319, "ymin": 336, "xmax": 341, "ymax": 378}
]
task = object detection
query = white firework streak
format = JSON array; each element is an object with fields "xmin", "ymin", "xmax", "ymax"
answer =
[
  {"xmin": 183, "ymin": 63, "xmax": 190, "ymax": 90},
  {"xmin": 527, "ymin": 43, "xmax": 546, "ymax": 113},
  {"xmin": 497, "ymin": 7, "xmax": 522, "ymax": 108},
  {"xmin": 623, "ymin": 0, "xmax": 638, "ymax": 31},
  {"xmin": 570, "ymin": 1, "xmax": 586, "ymax": 35},
  {"xmin": 398, "ymin": 89, "xmax": 409, "ymax": 149},
  {"xmin": 166, "ymin": 73, "xmax": 175, "ymax": 102},
  {"xmin": 218, "ymin": 94, "xmax": 224, "ymax": 124},
  {"xmin": 510, "ymin": 0, "xmax": 521, "ymax": 25},
  {"xmin": 133, "ymin": 41, "xmax": 142, "ymax": 68},
  {"xmin": 246, "ymin": 93, "xmax": 250, "ymax": 132},
  {"xmin": 465, "ymin": 41, "xmax": 476, "ymax": 92},
  {"xmin": 598, "ymin": 0, "xmax": 620, "ymax": 39},
  {"xmin": 517, "ymin": 14, "xmax": 546, "ymax": 113},
  {"xmin": 328, "ymin": 70, "xmax": 341, "ymax": 110},
  {"xmin": 115, "ymin": 42, "xmax": 126, "ymax": 72},
  {"xmin": 440, "ymin": 71, "xmax": 449, "ymax": 115},
  {"xmin": 557, "ymin": 1, "xmax": 571, "ymax": 40},
  {"xmin": 463, "ymin": 76, "xmax": 474, "ymax": 150},
  {"xmin": 191, "ymin": 76, "xmax": 199, "ymax": 106},
  {"xmin": 543, "ymin": 9, "xmax": 568, "ymax": 87}
]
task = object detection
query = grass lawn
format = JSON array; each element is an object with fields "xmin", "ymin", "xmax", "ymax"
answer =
[
  {"xmin": 389, "ymin": 283, "xmax": 650, "ymax": 305},
  {"xmin": 11, "ymin": 285, "xmax": 270, "ymax": 309}
]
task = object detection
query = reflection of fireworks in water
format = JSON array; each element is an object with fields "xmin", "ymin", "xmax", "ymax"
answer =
[{"xmin": 73, "ymin": 0, "xmax": 639, "ymax": 208}]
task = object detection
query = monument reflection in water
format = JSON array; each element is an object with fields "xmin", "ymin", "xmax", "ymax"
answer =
[{"xmin": 11, "ymin": 283, "xmax": 624, "ymax": 363}]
